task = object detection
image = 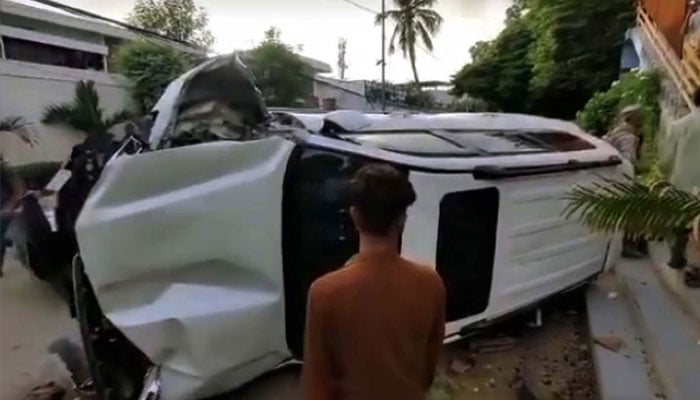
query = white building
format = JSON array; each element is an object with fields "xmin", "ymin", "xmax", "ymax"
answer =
[
  {"xmin": 0, "ymin": 0, "xmax": 204, "ymax": 165},
  {"xmin": 312, "ymin": 76, "xmax": 409, "ymax": 112},
  {"xmin": 0, "ymin": 0, "xmax": 204, "ymax": 123}
]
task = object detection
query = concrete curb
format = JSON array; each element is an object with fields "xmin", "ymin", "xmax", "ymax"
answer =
[{"xmin": 586, "ymin": 271, "xmax": 660, "ymax": 400}]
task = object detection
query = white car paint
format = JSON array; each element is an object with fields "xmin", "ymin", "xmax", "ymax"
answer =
[{"xmin": 77, "ymin": 138, "xmax": 295, "ymax": 400}]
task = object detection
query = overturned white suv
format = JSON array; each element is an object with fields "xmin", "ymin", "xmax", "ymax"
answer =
[{"xmin": 73, "ymin": 55, "xmax": 624, "ymax": 400}]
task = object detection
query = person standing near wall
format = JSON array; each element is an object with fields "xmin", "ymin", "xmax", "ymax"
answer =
[{"xmin": 660, "ymin": 88, "xmax": 700, "ymax": 286}]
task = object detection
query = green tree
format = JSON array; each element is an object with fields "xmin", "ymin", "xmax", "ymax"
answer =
[
  {"xmin": 376, "ymin": 0, "xmax": 444, "ymax": 85},
  {"xmin": 452, "ymin": 16, "xmax": 534, "ymax": 113},
  {"xmin": 243, "ymin": 27, "xmax": 310, "ymax": 107},
  {"xmin": 113, "ymin": 40, "xmax": 192, "ymax": 112},
  {"xmin": 42, "ymin": 81, "xmax": 131, "ymax": 136},
  {"xmin": 128, "ymin": 0, "xmax": 214, "ymax": 50},
  {"xmin": 451, "ymin": 0, "xmax": 635, "ymax": 119}
]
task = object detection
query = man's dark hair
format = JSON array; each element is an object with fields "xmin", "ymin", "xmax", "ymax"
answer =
[
  {"xmin": 350, "ymin": 164, "xmax": 417, "ymax": 235},
  {"xmin": 693, "ymin": 87, "xmax": 700, "ymax": 107}
]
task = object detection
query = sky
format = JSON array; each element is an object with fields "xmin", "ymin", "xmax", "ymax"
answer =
[{"xmin": 50, "ymin": 0, "xmax": 512, "ymax": 83}]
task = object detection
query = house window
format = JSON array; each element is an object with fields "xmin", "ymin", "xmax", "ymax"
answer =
[{"xmin": 2, "ymin": 37, "xmax": 104, "ymax": 71}]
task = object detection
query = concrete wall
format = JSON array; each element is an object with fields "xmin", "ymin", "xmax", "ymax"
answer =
[
  {"xmin": 0, "ymin": 60, "xmax": 134, "ymax": 166},
  {"xmin": 0, "ymin": 59, "xmax": 135, "ymax": 122},
  {"xmin": 0, "ymin": 125, "xmax": 85, "ymax": 166},
  {"xmin": 313, "ymin": 80, "xmax": 405, "ymax": 112}
]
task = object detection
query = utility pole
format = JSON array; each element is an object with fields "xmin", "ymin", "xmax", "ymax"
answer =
[{"xmin": 381, "ymin": 0, "xmax": 387, "ymax": 111}]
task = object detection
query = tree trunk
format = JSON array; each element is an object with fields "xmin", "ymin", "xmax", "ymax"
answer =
[{"xmin": 409, "ymin": 45, "xmax": 420, "ymax": 85}]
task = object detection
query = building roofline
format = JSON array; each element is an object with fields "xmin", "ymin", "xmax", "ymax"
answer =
[{"xmin": 1, "ymin": 0, "xmax": 206, "ymax": 55}]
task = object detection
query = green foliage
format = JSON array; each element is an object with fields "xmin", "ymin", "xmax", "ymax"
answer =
[
  {"xmin": 113, "ymin": 40, "xmax": 191, "ymax": 113},
  {"xmin": 452, "ymin": 17, "xmax": 534, "ymax": 113},
  {"xmin": 577, "ymin": 70, "xmax": 662, "ymax": 177},
  {"xmin": 376, "ymin": 0, "xmax": 443, "ymax": 84},
  {"xmin": 564, "ymin": 178, "xmax": 700, "ymax": 240},
  {"xmin": 42, "ymin": 81, "xmax": 132, "ymax": 136},
  {"xmin": 404, "ymin": 89, "xmax": 435, "ymax": 109},
  {"xmin": 451, "ymin": 0, "xmax": 635, "ymax": 119},
  {"xmin": 577, "ymin": 71, "xmax": 661, "ymax": 136},
  {"xmin": 243, "ymin": 27, "xmax": 309, "ymax": 107},
  {"xmin": 11, "ymin": 162, "xmax": 62, "ymax": 190},
  {"xmin": 128, "ymin": 0, "xmax": 214, "ymax": 50}
]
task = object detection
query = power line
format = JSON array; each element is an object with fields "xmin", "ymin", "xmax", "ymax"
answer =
[
  {"xmin": 336, "ymin": 0, "xmax": 441, "ymax": 62},
  {"xmin": 339, "ymin": 0, "xmax": 379, "ymax": 14}
]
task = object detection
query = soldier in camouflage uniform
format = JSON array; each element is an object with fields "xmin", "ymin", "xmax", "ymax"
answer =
[
  {"xmin": 603, "ymin": 105, "xmax": 646, "ymax": 258},
  {"xmin": 602, "ymin": 105, "xmax": 644, "ymax": 164}
]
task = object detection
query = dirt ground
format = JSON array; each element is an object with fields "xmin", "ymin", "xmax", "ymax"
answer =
[
  {"xmin": 1, "ymin": 249, "xmax": 596, "ymax": 400},
  {"xmin": 231, "ymin": 291, "xmax": 597, "ymax": 400},
  {"xmin": 0, "ymin": 256, "xmax": 80, "ymax": 400}
]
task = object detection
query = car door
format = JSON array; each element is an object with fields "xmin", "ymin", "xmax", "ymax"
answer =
[{"xmin": 76, "ymin": 137, "xmax": 295, "ymax": 400}]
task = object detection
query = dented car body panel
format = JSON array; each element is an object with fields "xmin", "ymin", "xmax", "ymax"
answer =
[{"xmin": 77, "ymin": 138, "xmax": 295, "ymax": 400}]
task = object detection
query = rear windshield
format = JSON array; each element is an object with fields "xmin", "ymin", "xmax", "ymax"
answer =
[{"xmin": 340, "ymin": 130, "xmax": 596, "ymax": 157}]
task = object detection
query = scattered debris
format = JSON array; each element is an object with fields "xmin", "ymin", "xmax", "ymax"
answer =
[
  {"xmin": 74, "ymin": 378, "xmax": 96, "ymax": 397},
  {"xmin": 514, "ymin": 381, "xmax": 539, "ymax": 400},
  {"xmin": 594, "ymin": 336, "xmax": 626, "ymax": 353},
  {"xmin": 607, "ymin": 291, "xmax": 619, "ymax": 299},
  {"xmin": 470, "ymin": 336, "xmax": 519, "ymax": 353},
  {"xmin": 448, "ymin": 354, "xmax": 475, "ymax": 374},
  {"xmin": 528, "ymin": 308, "xmax": 543, "ymax": 328},
  {"xmin": 24, "ymin": 382, "xmax": 65, "ymax": 400}
]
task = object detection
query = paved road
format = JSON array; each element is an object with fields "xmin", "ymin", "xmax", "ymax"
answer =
[{"xmin": 0, "ymin": 257, "xmax": 80, "ymax": 400}]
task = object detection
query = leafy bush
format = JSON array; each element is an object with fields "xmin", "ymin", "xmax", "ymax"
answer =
[
  {"xmin": 43, "ymin": 81, "xmax": 132, "ymax": 136},
  {"xmin": 113, "ymin": 41, "xmax": 192, "ymax": 112},
  {"xmin": 11, "ymin": 162, "xmax": 62, "ymax": 190},
  {"xmin": 577, "ymin": 71, "xmax": 661, "ymax": 137}
]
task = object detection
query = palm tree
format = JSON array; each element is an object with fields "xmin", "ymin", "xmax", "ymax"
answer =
[
  {"xmin": 42, "ymin": 81, "xmax": 131, "ymax": 136},
  {"xmin": 376, "ymin": 0, "xmax": 443, "ymax": 85},
  {"xmin": 0, "ymin": 116, "xmax": 36, "ymax": 146},
  {"xmin": 564, "ymin": 177, "xmax": 700, "ymax": 241}
]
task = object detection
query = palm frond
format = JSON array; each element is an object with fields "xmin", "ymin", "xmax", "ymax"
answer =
[
  {"xmin": 42, "ymin": 104, "xmax": 77, "ymax": 125},
  {"xmin": 413, "ymin": 0, "xmax": 438, "ymax": 7},
  {"xmin": 73, "ymin": 81, "xmax": 103, "ymax": 126},
  {"xmin": 416, "ymin": 22, "xmax": 434, "ymax": 51},
  {"xmin": 0, "ymin": 116, "xmax": 28, "ymax": 131},
  {"xmin": 388, "ymin": 25, "xmax": 400, "ymax": 55},
  {"xmin": 415, "ymin": 9, "xmax": 443, "ymax": 33},
  {"xmin": 563, "ymin": 177, "xmax": 700, "ymax": 240}
]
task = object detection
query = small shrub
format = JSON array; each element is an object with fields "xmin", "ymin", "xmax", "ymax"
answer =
[
  {"xmin": 11, "ymin": 162, "xmax": 62, "ymax": 190},
  {"xmin": 113, "ymin": 41, "xmax": 192, "ymax": 113}
]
